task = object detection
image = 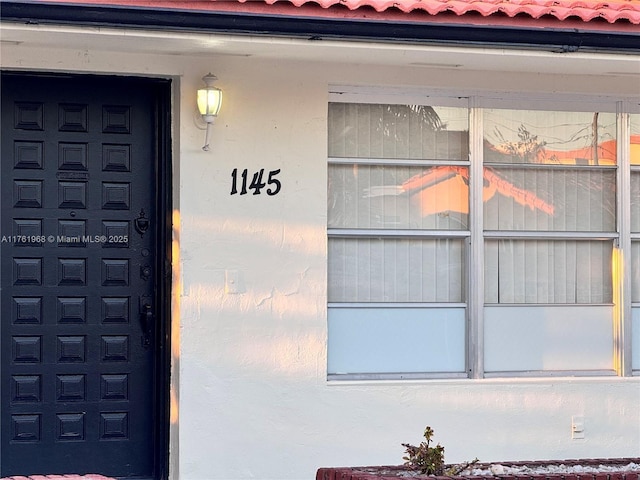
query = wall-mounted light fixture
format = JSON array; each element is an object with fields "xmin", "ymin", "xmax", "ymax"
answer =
[{"xmin": 197, "ymin": 73, "xmax": 223, "ymax": 151}]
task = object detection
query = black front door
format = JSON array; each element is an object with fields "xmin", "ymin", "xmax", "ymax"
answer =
[{"xmin": 1, "ymin": 72, "xmax": 170, "ymax": 478}]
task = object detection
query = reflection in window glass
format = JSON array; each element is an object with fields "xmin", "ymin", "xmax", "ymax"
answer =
[
  {"xmin": 328, "ymin": 164, "xmax": 469, "ymax": 230},
  {"xmin": 483, "ymin": 109, "xmax": 616, "ymax": 305},
  {"xmin": 632, "ymin": 114, "xmax": 640, "ymax": 166},
  {"xmin": 631, "ymin": 115, "xmax": 640, "ymax": 233},
  {"xmin": 483, "ymin": 167, "xmax": 615, "ymax": 232},
  {"xmin": 328, "ymin": 103, "xmax": 469, "ymax": 160},
  {"xmin": 484, "ymin": 110, "xmax": 617, "ymax": 165},
  {"xmin": 483, "ymin": 110, "xmax": 616, "ymax": 232}
]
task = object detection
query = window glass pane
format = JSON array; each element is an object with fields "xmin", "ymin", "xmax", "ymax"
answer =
[
  {"xmin": 632, "ymin": 241, "xmax": 640, "ymax": 303},
  {"xmin": 485, "ymin": 305, "xmax": 614, "ymax": 372},
  {"xmin": 328, "ymin": 103, "xmax": 469, "ymax": 160},
  {"xmin": 484, "ymin": 109, "xmax": 617, "ymax": 165},
  {"xmin": 631, "ymin": 114, "xmax": 640, "ymax": 166},
  {"xmin": 632, "ymin": 172, "xmax": 640, "ymax": 233},
  {"xmin": 329, "ymin": 164, "xmax": 468, "ymax": 230},
  {"xmin": 633, "ymin": 308, "xmax": 640, "ymax": 371},
  {"xmin": 632, "ymin": 115, "xmax": 640, "ymax": 232},
  {"xmin": 483, "ymin": 167, "xmax": 616, "ymax": 232},
  {"xmin": 328, "ymin": 307, "xmax": 466, "ymax": 375},
  {"xmin": 484, "ymin": 239, "xmax": 612, "ymax": 304},
  {"xmin": 328, "ymin": 238, "xmax": 464, "ymax": 303}
]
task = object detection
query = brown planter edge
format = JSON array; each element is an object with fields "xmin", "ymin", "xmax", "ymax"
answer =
[{"xmin": 317, "ymin": 458, "xmax": 640, "ymax": 480}]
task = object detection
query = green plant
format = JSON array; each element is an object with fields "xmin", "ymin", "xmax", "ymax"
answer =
[
  {"xmin": 401, "ymin": 426, "xmax": 445, "ymax": 475},
  {"xmin": 402, "ymin": 426, "xmax": 481, "ymax": 476}
]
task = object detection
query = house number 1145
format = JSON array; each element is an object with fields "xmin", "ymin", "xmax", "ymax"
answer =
[{"xmin": 231, "ymin": 168, "xmax": 282, "ymax": 196}]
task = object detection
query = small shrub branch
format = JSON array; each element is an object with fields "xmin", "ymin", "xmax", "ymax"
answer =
[
  {"xmin": 402, "ymin": 426, "xmax": 445, "ymax": 475},
  {"xmin": 402, "ymin": 426, "xmax": 479, "ymax": 476}
]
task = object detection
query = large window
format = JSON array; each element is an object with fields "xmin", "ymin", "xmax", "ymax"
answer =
[
  {"xmin": 631, "ymin": 114, "xmax": 640, "ymax": 374},
  {"xmin": 483, "ymin": 109, "xmax": 616, "ymax": 375},
  {"xmin": 328, "ymin": 93, "xmax": 639, "ymax": 379},
  {"xmin": 327, "ymin": 103, "xmax": 469, "ymax": 378}
]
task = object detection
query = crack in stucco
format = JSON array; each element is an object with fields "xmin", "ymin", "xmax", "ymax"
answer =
[
  {"xmin": 256, "ymin": 287, "xmax": 276, "ymax": 307},
  {"xmin": 285, "ymin": 267, "xmax": 310, "ymax": 296}
]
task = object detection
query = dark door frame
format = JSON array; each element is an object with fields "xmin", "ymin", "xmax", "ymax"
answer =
[
  {"xmin": 0, "ymin": 70, "xmax": 173, "ymax": 480},
  {"xmin": 152, "ymin": 71, "xmax": 173, "ymax": 480}
]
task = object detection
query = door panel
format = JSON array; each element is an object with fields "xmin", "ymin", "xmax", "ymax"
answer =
[{"xmin": 1, "ymin": 73, "xmax": 169, "ymax": 478}]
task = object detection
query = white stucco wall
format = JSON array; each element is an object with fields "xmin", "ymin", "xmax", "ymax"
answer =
[{"xmin": 2, "ymin": 30, "xmax": 640, "ymax": 480}]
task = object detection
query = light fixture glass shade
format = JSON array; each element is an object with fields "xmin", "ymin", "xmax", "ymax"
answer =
[
  {"xmin": 197, "ymin": 87, "xmax": 223, "ymax": 118},
  {"xmin": 197, "ymin": 73, "xmax": 223, "ymax": 151}
]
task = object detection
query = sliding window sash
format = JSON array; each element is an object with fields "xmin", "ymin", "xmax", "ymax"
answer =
[
  {"xmin": 469, "ymin": 98, "xmax": 484, "ymax": 379},
  {"xmin": 617, "ymin": 105, "xmax": 632, "ymax": 376}
]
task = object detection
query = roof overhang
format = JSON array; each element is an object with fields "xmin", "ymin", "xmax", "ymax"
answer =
[{"xmin": 1, "ymin": 0, "xmax": 639, "ymax": 54}]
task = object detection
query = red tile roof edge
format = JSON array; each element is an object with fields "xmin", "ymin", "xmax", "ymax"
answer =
[
  {"xmin": 278, "ymin": 0, "xmax": 640, "ymax": 24},
  {"xmin": 25, "ymin": 0, "xmax": 640, "ymax": 29}
]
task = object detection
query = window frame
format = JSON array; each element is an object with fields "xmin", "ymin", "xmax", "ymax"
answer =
[
  {"xmin": 328, "ymin": 88, "xmax": 640, "ymax": 380},
  {"xmin": 625, "ymin": 110, "xmax": 638, "ymax": 375},
  {"xmin": 327, "ymin": 99, "xmax": 472, "ymax": 380}
]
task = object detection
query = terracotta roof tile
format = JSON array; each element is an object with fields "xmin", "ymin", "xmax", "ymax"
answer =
[
  {"xmin": 20, "ymin": 0, "xmax": 640, "ymax": 26},
  {"xmin": 239, "ymin": 0, "xmax": 640, "ymax": 24}
]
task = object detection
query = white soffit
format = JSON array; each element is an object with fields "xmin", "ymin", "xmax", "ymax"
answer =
[{"xmin": 1, "ymin": 23, "xmax": 639, "ymax": 77}]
